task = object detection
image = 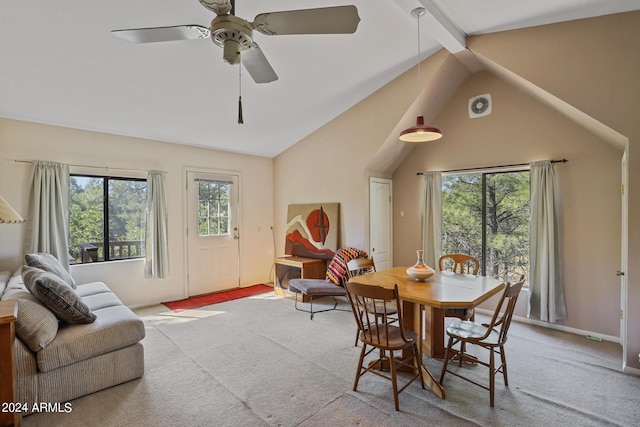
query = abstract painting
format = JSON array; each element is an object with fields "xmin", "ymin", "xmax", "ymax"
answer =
[{"xmin": 285, "ymin": 203, "xmax": 339, "ymax": 260}]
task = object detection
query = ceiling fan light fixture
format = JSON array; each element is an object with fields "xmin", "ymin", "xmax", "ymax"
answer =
[
  {"xmin": 399, "ymin": 7, "xmax": 442, "ymax": 143},
  {"xmin": 399, "ymin": 116, "xmax": 442, "ymax": 142},
  {"xmin": 223, "ymin": 39, "xmax": 241, "ymax": 65},
  {"xmin": 210, "ymin": 14, "xmax": 253, "ymax": 65}
]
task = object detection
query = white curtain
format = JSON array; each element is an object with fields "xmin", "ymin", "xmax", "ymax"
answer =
[
  {"xmin": 528, "ymin": 161, "xmax": 567, "ymax": 322},
  {"xmin": 420, "ymin": 171, "xmax": 442, "ymax": 268},
  {"xmin": 145, "ymin": 170, "xmax": 169, "ymax": 278},
  {"xmin": 24, "ymin": 161, "xmax": 71, "ymax": 269}
]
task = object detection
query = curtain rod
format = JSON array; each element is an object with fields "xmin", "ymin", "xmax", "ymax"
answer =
[
  {"xmin": 416, "ymin": 158, "xmax": 568, "ymax": 175},
  {"xmin": 13, "ymin": 159, "xmax": 162, "ymax": 174}
]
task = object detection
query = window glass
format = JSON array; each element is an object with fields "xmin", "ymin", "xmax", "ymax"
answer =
[
  {"xmin": 442, "ymin": 170, "xmax": 529, "ymax": 284},
  {"xmin": 198, "ymin": 180, "xmax": 231, "ymax": 236},
  {"xmin": 484, "ymin": 172, "xmax": 530, "ymax": 283},
  {"xmin": 69, "ymin": 175, "xmax": 146, "ymax": 263},
  {"xmin": 108, "ymin": 178, "xmax": 147, "ymax": 260},
  {"xmin": 441, "ymin": 174, "xmax": 482, "ymax": 259}
]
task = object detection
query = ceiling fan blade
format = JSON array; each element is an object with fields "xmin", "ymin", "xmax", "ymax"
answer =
[
  {"xmin": 252, "ymin": 5, "xmax": 360, "ymax": 35},
  {"xmin": 111, "ymin": 25, "xmax": 210, "ymax": 43},
  {"xmin": 199, "ymin": 0, "xmax": 232, "ymax": 15},
  {"xmin": 242, "ymin": 43, "xmax": 278, "ymax": 84}
]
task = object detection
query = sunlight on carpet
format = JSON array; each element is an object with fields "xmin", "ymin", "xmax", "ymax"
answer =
[{"xmin": 141, "ymin": 309, "xmax": 227, "ymax": 325}]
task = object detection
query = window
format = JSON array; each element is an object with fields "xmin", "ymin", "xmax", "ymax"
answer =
[
  {"xmin": 197, "ymin": 179, "xmax": 231, "ymax": 236},
  {"xmin": 441, "ymin": 170, "xmax": 530, "ymax": 284},
  {"xmin": 69, "ymin": 175, "xmax": 147, "ymax": 264}
]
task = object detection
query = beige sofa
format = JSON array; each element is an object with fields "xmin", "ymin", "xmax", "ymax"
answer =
[{"xmin": 0, "ymin": 268, "xmax": 145, "ymax": 416}]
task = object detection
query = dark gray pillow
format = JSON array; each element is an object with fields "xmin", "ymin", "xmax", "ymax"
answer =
[
  {"xmin": 25, "ymin": 252, "xmax": 77, "ymax": 289},
  {"xmin": 22, "ymin": 266, "xmax": 96, "ymax": 324}
]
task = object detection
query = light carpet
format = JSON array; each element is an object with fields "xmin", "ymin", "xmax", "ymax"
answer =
[{"xmin": 22, "ymin": 293, "xmax": 640, "ymax": 426}]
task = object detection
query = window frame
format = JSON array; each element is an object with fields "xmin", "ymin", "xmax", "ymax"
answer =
[{"xmin": 69, "ymin": 173, "xmax": 147, "ymax": 264}]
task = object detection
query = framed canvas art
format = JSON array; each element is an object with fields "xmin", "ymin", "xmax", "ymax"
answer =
[{"xmin": 285, "ymin": 203, "xmax": 339, "ymax": 260}]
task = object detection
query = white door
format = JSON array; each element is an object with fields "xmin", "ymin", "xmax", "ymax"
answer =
[
  {"xmin": 369, "ymin": 177, "xmax": 393, "ymax": 270},
  {"xmin": 620, "ymin": 149, "xmax": 628, "ymax": 363},
  {"xmin": 187, "ymin": 171, "xmax": 240, "ymax": 296}
]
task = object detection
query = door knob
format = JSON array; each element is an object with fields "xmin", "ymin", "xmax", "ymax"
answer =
[{"xmin": 617, "ymin": 270, "xmax": 625, "ymax": 276}]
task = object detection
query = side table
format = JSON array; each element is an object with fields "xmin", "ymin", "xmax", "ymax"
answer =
[
  {"xmin": 274, "ymin": 256, "xmax": 327, "ymax": 301},
  {"xmin": 0, "ymin": 299, "xmax": 20, "ymax": 427}
]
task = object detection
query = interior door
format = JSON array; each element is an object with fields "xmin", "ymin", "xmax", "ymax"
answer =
[
  {"xmin": 620, "ymin": 149, "xmax": 628, "ymax": 362},
  {"xmin": 369, "ymin": 177, "xmax": 393, "ymax": 270},
  {"xmin": 187, "ymin": 171, "xmax": 240, "ymax": 296}
]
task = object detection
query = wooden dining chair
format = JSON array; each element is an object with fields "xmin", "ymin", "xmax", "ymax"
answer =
[
  {"xmin": 346, "ymin": 258, "xmax": 398, "ymax": 346},
  {"xmin": 439, "ymin": 275, "xmax": 525, "ymax": 407},
  {"xmin": 438, "ymin": 253, "xmax": 480, "ymax": 275},
  {"xmin": 345, "ymin": 281, "xmax": 424, "ymax": 411},
  {"xmin": 438, "ymin": 253, "xmax": 481, "ymax": 321},
  {"xmin": 345, "ymin": 257, "xmax": 377, "ymax": 278}
]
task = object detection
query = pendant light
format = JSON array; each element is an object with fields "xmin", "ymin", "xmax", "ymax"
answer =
[{"xmin": 399, "ymin": 7, "xmax": 442, "ymax": 143}]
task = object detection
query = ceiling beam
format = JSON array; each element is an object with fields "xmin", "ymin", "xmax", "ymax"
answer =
[
  {"xmin": 419, "ymin": 0, "xmax": 466, "ymax": 53},
  {"xmin": 394, "ymin": 0, "xmax": 467, "ymax": 54}
]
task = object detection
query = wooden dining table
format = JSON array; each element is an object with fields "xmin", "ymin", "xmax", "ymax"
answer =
[{"xmin": 347, "ymin": 267, "xmax": 504, "ymax": 398}]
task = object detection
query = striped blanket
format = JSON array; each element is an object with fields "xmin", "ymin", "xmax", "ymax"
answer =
[{"xmin": 326, "ymin": 247, "xmax": 369, "ymax": 285}]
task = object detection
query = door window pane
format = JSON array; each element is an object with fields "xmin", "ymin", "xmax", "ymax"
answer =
[{"xmin": 198, "ymin": 180, "xmax": 231, "ymax": 236}]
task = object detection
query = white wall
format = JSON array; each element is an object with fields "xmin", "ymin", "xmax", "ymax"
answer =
[
  {"xmin": 0, "ymin": 119, "xmax": 274, "ymax": 307},
  {"xmin": 273, "ymin": 49, "xmax": 455, "ymax": 256}
]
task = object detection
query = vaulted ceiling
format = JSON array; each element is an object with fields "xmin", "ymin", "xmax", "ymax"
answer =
[{"xmin": 2, "ymin": 1, "xmax": 639, "ymax": 157}]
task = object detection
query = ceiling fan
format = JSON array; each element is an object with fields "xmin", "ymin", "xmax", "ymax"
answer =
[{"xmin": 111, "ymin": 0, "xmax": 361, "ymax": 84}]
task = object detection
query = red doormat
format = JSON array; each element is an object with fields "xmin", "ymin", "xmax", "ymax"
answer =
[{"xmin": 163, "ymin": 284, "xmax": 273, "ymax": 312}]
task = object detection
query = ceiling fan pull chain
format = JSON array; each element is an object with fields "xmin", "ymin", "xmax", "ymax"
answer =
[{"xmin": 238, "ymin": 62, "xmax": 244, "ymax": 124}]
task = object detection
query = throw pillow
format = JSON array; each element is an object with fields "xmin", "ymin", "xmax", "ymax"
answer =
[
  {"xmin": 2, "ymin": 270, "xmax": 59, "ymax": 350},
  {"xmin": 14, "ymin": 293, "xmax": 60, "ymax": 351},
  {"xmin": 25, "ymin": 252, "xmax": 77, "ymax": 289},
  {"xmin": 22, "ymin": 266, "xmax": 96, "ymax": 324}
]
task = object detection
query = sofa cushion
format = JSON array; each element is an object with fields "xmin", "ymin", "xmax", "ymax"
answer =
[
  {"xmin": 289, "ymin": 278, "xmax": 347, "ymax": 296},
  {"xmin": 74, "ymin": 281, "xmax": 115, "ymax": 299},
  {"xmin": 1, "ymin": 269, "xmax": 28, "ymax": 300},
  {"xmin": 22, "ymin": 266, "xmax": 96, "ymax": 324},
  {"xmin": 25, "ymin": 252, "xmax": 77, "ymax": 289},
  {"xmin": 37, "ymin": 301, "xmax": 146, "ymax": 372}
]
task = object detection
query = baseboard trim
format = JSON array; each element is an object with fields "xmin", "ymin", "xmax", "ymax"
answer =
[
  {"xmin": 623, "ymin": 363, "xmax": 640, "ymax": 376},
  {"xmin": 474, "ymin": 308, "xmax": 621, "ymax": 344}
]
